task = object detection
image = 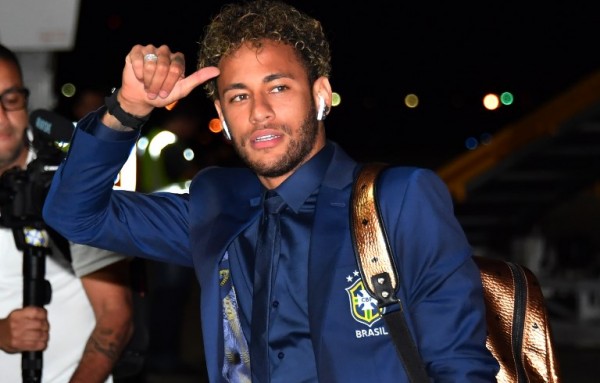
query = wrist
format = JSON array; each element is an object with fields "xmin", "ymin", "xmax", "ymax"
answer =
[{"xmin": 104, "ymin": 88, "xmax": 151, "ymax": 130}]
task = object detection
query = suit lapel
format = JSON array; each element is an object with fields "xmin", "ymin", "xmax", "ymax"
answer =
[{"xmin": 307, "ymin": 143, "xmax": 358, "ymax": 347}]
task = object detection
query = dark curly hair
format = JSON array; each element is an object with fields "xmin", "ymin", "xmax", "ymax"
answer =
[{"xmin": 198, "ymin": 0, "xmax": 331, "ymax": 100}]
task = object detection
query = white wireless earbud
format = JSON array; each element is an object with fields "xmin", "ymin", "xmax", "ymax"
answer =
[
  {"xmin": 317, "ymin": 95, "xmax": 326, "ymax": 121},
  {"xmin": 221, "ymin": 119, "xmax": 232, "ymax": 140}
]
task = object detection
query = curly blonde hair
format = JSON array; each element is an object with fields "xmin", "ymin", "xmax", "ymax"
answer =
[{"xmin": 198, "ymin": 0, "xmax": 331, "ymax": 100}]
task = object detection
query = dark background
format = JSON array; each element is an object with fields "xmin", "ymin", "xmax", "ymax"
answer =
[{"xmin": 53, "ymin": 0, "xmax": 600, "ymax": 170}]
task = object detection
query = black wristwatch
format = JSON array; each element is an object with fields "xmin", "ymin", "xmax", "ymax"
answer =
[{"xmin": 104, "ymin": 88, "xmax": 151, "ymax": 130}]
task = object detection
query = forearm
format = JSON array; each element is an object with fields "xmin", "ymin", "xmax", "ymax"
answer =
[
  {"xmin": 69, "ymin": 261, "xmax": 135, "ymax": 383},
  {"xmin": 69, "ymin": 318, "xmax": 134, "ymax": 383}
]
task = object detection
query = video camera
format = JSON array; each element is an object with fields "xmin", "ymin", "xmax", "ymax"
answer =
[{"xmin": 0, "ymin": 110, "xmax": 74, "ymax": 228}]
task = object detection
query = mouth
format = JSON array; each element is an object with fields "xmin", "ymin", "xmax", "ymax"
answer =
[
  {"xmin": 255, "ymin": 134, "xmax": 280, "ymax": 142},
  {"xmin": 251, "ymin": 129, "xmax": 283, "ymax": 149}
]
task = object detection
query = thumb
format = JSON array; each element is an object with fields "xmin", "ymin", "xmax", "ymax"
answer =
[{"xmin": 176, "ymin": 66, "xmax": 220, "ymax": 97}]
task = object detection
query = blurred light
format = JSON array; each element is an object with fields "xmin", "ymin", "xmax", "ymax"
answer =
[
  {"xmin": 404, "ymin": 93, "xmax": 419, "ymax": 108},
  {"xmin": 182, "ymin": 148, "xmax": 195, "ymax": 161},
  {"xmin": 480, "ymin": 132, "xmax": 493, "ymax": 145},
  {"xmin": 56, "ymin": 141, "xmax": 70, "ymax": 151},
  {"xmin": 165, "ymin": 101, "xmax": 178, "ymax": 111},
  {"xmin": 136, "ymin": 136, "xmax": 149, "ymax": 156},
  {"xmin": 61, "ymin": 83, "xmax": 76, "ymax": 98},
  {"xmin": 148, "ymin": 130, "xmax": 177, "ymax": 159},
  {"xmin": 465, "ymin": 136, "xmax": 479, "ymax": 150},
  {"xmin": 114, "ymin": 147, "xmax": 137, "ymax": 191},
  {"xmin": 209, "ymin": 118, "xmax": 222, "ymax": 134},
  {"xmin": 500, "ymin": 91, "xmax": 514, "ymax": 105},
  {"xmin": 157, "ymin": 180, "xmax": 191, "ymax": 193},
  {"xmin": 332, "ymin": 92, "xmax": 341, "ymax": 107},
  {"xmin": 483, "ymin": 93, "xmax": 500, "ymax": 110}
]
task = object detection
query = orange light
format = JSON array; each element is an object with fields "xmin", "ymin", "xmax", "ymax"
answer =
[
  {"xmin": 165, "ymin": 101, "xmax": 178, "ymax": 111},
  {"xmin": 209, "ymin": 118, "xmax": 222, "ymax": 134}
]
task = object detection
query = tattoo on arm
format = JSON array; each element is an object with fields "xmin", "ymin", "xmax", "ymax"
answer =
[{"xmin": 85, "ymin": 328, "xmax": 120, "ymax": 361}]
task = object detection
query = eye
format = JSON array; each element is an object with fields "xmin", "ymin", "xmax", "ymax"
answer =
[
  {"xmin": 2, "ymin": 91, "xmax": 25, "ymax": 108},
  {"xmin": 230, "ymin": 93, "xmax": 249, "ymax": 103},
  {"xmin": 4, "ymin": 94, "xmax": 20, "ymax": 106},
  {"xmin": 270, "ymin": 85, "xmax": 288, "ymax": 94}
]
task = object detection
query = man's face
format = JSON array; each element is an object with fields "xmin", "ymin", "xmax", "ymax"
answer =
[
  {"xmin": 215, "ymin": 40, "xmax": 326, "ymax": 189},
  {"xmin": 0, "ymin": 59, "xmax": 28, "ymax": 173}
]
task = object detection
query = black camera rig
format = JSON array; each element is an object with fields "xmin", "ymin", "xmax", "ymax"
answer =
[{"xmin": 0, "ymin": 110, "xmax": 71, "ymax": 383}]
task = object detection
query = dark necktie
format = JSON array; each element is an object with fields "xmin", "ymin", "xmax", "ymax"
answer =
[{"xmin": 250, "ymin": 192, "xmax": 285, "ymax": 383}]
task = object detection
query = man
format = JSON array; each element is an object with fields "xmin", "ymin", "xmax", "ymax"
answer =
[
  {"xmin": 0, "ymin": 43, "xmax": 134, "ymax": 383},
  {"xmin": 43, "ymin": 1, "xmax": 500, "ymax": 381}
]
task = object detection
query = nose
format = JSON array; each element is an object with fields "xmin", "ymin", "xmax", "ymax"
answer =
[{"xmin": 249, "ymin": 95, "xmax": 274, "ymax": 124}]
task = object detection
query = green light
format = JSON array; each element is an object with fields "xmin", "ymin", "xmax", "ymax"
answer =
[
  {"xmin": 61, "ymin": 83, "xmax": 76, "ymax": 98},
  {"xmin": 500, "ymin": 92, "xmax": 514, "ymax": 106},
  {"xmin": 332, "ymin": 92, "xmax": 341, "ymax": 107}
]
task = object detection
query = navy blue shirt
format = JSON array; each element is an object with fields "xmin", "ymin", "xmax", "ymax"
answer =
[{"xmin": 228, "ymin": 143, "xmax": 334, "ymax": 382}]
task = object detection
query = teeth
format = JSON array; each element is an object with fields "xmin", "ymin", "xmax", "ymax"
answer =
[{"xmin": 256, "ymin": 135, "xmax": 277, "ymax": 142}]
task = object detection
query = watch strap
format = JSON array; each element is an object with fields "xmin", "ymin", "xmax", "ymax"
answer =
[{"xmin": 104, "ymin": 89, "xmax": 150, "ymax": 130}]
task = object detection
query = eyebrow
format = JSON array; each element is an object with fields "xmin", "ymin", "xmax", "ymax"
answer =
[{"xmin": 0, "ymin": 86, "xmax": 22, "ymax": 95}]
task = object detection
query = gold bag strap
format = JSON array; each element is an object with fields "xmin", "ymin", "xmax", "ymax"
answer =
[
  {"xmin": 350, "ymin": 162, "xmax": 398, "ymax": 301},
  {"xmin": 351, "ymin": 162, "xmax": 430, "ymax": 383}
]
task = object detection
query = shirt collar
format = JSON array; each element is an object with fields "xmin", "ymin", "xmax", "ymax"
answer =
[{"xmin": 272, "ymin": 143, "xmax": 334, "ymax": 213}]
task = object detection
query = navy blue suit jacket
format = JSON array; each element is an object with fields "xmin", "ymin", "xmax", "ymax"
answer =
[{"xmin": 43, "ymin": 110, "xmax": 499, "ymax": 382}]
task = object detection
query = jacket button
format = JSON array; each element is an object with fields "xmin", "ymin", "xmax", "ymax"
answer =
[{"xmin": 278, "ymin": 352, "xmax": 285, "ymax": 359}]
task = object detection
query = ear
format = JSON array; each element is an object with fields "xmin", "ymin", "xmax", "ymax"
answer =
[
  {"xmin": 312, "ymin": 77, "xmax": 332, "ymax": 121},
  {"xmin": 214, "ymin": 100, "xmax": 232, "ymax": 140},
  {"xmin": 214, "ymin": 99, "xmax": 223, "ymax": 119}
]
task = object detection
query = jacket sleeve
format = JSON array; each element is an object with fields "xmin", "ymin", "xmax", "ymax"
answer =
[
  {"xmin": 377, "ymin": 167, "xmax": 499, "ymax": 382},
  {"xmin": 42, "ymin": 108, "xmax": 193, "ymax": 267}
]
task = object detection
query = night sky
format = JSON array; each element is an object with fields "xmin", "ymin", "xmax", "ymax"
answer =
[{"xmin": 54, "ymin": 1, "xmax": 600, "ymax": 169}]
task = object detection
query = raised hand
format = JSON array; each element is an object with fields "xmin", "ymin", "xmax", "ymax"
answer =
[{"xmin": 115, "ymin": 44, "xmax": 220, "ymax": 120}]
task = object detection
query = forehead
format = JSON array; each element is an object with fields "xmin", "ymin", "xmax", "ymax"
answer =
[
  {"xmin": 0, "ymin": 59, "xmax": 22, "ymax": 92},
  {"xmin": 217, "ymin": 40, "xmax": 308, "ymax": 89}
]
